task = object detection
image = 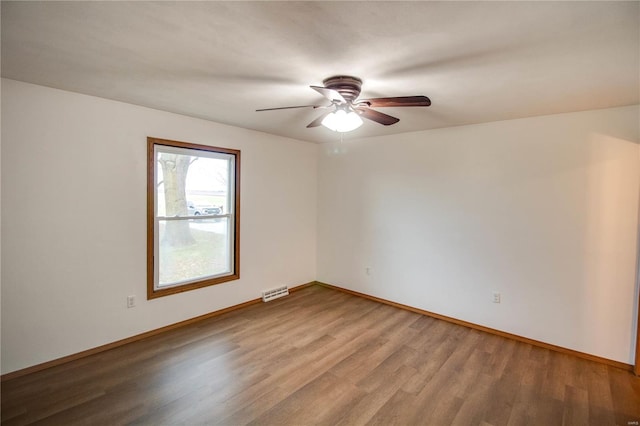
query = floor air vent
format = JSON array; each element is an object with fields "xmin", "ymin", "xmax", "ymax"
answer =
[{"xmin": 262, "ymin": 286, "xmax": 289, "ymax": 302}]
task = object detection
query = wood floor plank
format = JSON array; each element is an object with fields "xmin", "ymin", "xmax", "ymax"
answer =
[
  {"xmin": 450, "ymin": 371, "xmax": 495, "ymax": 426},
  {"xmin": 585, "ymin": 361, "xmax": 617, "ymax": 425},
  {"xmin": 334, "ymin": 364, "xmax": 416, "ymax": 426},
  {"xmin": 2, "ymin": 284, "xmax": 639, "ymax": 426},
  {"xmin": 246, "ymin": 371, "xmax": 360, "ymax": 426},
  {"xmin": 402, "ymin": 324, "xmax": 471, "ymax": 395},
  {"xmin": 562, "ymin": 384, "xmax": 589, "ymax": 426},
  {"xmin": 366, "ymin": 388, "xmax": 418, "ymax": 426},
  {"xmin": 609, "ymin": 364, "xmax": 640, "ymax": 424}
]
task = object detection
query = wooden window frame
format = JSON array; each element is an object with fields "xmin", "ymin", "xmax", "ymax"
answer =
[{"xmin": 147, "ymin": 137, "xmax": 240, "ymax": 299}]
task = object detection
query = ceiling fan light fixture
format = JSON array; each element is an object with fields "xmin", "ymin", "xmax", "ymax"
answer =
[
  {"xmin": 257, "ymin": 75, "xmax": 430, "ymax": 131},
  {"xmin": 321, "ymin": 109, "xmax": 363, "ymax": 132}
]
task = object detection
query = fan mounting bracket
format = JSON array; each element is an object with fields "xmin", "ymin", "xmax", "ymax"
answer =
[{"xmin": 322, "ymin": 76, "xmax": 362, "ymax": 103}]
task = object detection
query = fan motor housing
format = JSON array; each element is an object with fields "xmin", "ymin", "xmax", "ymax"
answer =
[{"xmin": 323, "ymin": 76, "xmax": 362, "ymax": 102}]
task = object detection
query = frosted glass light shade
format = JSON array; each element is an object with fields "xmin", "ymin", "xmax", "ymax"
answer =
[{"xmin": 321, "ymin": 110, "xmax": 363, "ymax": 132}]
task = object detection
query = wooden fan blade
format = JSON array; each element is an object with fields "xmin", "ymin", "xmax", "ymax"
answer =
[
  {"xmin": 256, "ymin": 105, "xmax": 322, "ymax": 112},
  {"xmin": 357, "ymin": 108, "xmax": 400, "ymax": 126},
  {"xmin": 306, "ymin": 111, "xmax": 332, "ymax": 128},
  {"xmin": 358, "ymin": 96, "xmax": 431, "ymax": 108},
  {"xmin": 310, "ymin": 86, "xmax": 346, "ymax": 103}
]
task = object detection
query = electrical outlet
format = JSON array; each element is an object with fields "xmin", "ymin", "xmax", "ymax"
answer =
[
  {"xmin": 492, "ymin": 292, "xmax": 501, "ymax": 304},
  {"xmin": 127, "ymin": 295, "xmax": 136, "ymax": 308}
]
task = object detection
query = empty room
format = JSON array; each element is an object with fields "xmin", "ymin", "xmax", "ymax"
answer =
[{"xmin": 1, "ymin": 1, "xmax": 639, "ymax": 425}]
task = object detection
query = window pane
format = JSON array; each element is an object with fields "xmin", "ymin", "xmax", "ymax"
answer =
[
  {"xmin": 157, "ymin": 217, "xmax": 231, "ymax": 287},
  {"xmin": 156, "ymin": 150, "xmax": 231, "ymax": 218}
]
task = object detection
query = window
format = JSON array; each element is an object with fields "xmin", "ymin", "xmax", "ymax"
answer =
[{"xmin": 147, "ymin": 137, "xmax": 240, "ymax": 299}]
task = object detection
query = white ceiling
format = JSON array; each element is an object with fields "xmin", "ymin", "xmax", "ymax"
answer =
[{"xmin": 2, "ymin": 1, "xmax": 638, "ymax": 144}]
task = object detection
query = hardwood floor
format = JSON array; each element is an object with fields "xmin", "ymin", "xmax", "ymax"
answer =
[{"xmin": 2, "ymin": 285, "xmax": 639, "ymax": 425}]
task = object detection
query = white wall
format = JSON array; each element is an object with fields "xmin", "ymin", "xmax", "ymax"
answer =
[
  {"xmin": 318, "ymin": 106, "xmax": 640, "ymax": 364},
  {"xmin": 1, "ymin": 79, "xmax": 318, "ymax": 374},
  {"xmin": 2, "ymin": 79, "xmax": 638, "ymax": 373}
]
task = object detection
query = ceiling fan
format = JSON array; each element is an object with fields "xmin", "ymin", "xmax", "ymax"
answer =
[{"xmin": 256, "ymin": 76, "xmax": 431, "ymax": 132}]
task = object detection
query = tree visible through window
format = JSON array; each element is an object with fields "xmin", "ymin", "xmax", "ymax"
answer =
[{"xmin": 147, "ymin": 137, "xmax": 240, "ymax": 299}]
